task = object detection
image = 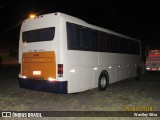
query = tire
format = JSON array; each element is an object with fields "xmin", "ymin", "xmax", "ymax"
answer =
[{"xmin": 98, "ymin": 71, "xmax": 109, "ymax": 91}]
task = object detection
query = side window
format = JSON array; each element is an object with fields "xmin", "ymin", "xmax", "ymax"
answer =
[
  {"xmin": 82, "ymin": 28, "xmax": 90, "ymax": 48},
  {"xmin": 136, "ymin": 42, "xmax": 140, "ymax": 54},
  {"xmin": 119, "ymin": 37, "xmax": 125, "ymax": 53},
  {"xmin": 129, "ymin": 41, "xmax": 133, "ymax": 54},
  {"xmin": 90, "ymin": 30, "xmax": 98, "ymax": 50},
  {"xmin": 124, "ymin": 38, "xmax": 129, "ymax": 53},
  {"xmin": 74, "ymin": 25, "xmax": 81, "ymax": 47},
  {"xmin": 106, "ymin": 34, "xmax": 114, "ymax": 52},
  {"xmin": 116, "ymin": 37, "xmax": 120, "ymax": 52},
  {"xmin": 66, "ymin": 22, "xmax": 141, "ymax": 54},
  {"xmin": 133, "ymin": 41, "xmax": 137, "ymax": 54},
  {"xmin": 98, "ymin": 32, "xmax": 106, "ymax": 50},
  {"xmin": 112, "ymin": 36, "xmax": 119, "ymax": 52},
  {"xmin": 129, "ymin": 40, "xmax": 137, "ymax": 54},
  {"xmin": 67, "ymin": 23, "xmax": 75, "ymax": 48}
]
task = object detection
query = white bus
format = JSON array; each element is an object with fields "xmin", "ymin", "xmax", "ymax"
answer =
[
  {"xmin": 18, "ymin": 12, "xmax": 146, "ymax": 93},
  {"xmin": 146, "ymin": 50, "xmax": 160, "ymax": 71}
]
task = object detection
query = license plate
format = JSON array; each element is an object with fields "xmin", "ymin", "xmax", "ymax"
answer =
[{"xmin": 33, "ymin": 71, "xmax": 41, "ymax": 75}]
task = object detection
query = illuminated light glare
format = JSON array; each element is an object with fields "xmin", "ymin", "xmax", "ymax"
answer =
[
  {"xmin": 70, "ymin": 69, "xmax": 76, "ymax": 73},
  {"xmin": 33, "ymin": 71, "xmax": 41, "ymax": 75},
  {"xmin": 48, "ymin": 78, "xmax": 56, "ymax": 81},
  {"xmin": 93, "ymin": 67, "xmax": 97, "ymax": 70},
  {"xmin": 146, "ymin": 68, "xmax": 150, "ymax": 70},
  {"xmin": 22, "ymin": 76, "xmax": 26, "ymax": 79},
  {"xmin": 29, "ymin": 14, "xmax": 36, "ymax": 19},
  {"xmin": 152, "ymin": 68, "xmax": 157, "ymax": 70},
  {"xmin": 108, "ymin": 66, "xmax": 112, "ymax": 69},
  {"xmin": 118, "ymin": 66, "xmax": 120, "ymax": 68}
]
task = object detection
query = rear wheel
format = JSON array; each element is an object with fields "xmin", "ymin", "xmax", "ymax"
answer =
[{"xmin": 98, "ymin": 71, "xmax": 109, "ymax": 91}]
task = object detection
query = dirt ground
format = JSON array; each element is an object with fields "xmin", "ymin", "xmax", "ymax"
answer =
[{"xmin": 0, "ymin": 65, "xmax": 160, "ymax": 120}]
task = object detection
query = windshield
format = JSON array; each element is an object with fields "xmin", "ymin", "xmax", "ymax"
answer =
[{"xmin": 22, "ymin": 27, "xmax": 55, "ymax": 43}]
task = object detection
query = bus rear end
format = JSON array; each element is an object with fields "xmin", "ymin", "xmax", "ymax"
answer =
[
  {"xmin": 18, "ymin": 13, "xmax": 67, "ymax": 93},
  {"xmin": 146, "ymin": 50, "xmax": 160, "ymax": 71}
]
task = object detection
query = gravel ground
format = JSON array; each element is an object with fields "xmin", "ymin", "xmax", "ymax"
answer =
[{"xmin": 0, "ymin": 65, "xmax": 160, "ymax": 120}]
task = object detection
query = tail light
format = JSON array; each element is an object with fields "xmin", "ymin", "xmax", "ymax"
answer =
[
  {"xmin": 58, "ymin": 64, "xmax": 63, "ymax": 77},
  {"xmin": 152, "ymin": 68, "xmax": 156, "ymax": 70}
]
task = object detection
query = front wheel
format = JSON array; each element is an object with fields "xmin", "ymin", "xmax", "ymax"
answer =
[{"xmin": 98, "ymin": 71, "xmax": 109, "ymax": 91}]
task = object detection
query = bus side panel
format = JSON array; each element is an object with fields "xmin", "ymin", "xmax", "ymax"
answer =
[
  {"xmin": 84, "ymin": 67, "xmax": 94, "ymax": 90},
  {"xmin": 98, "ymin": 52, "xmax": 141, "ymax": 83},
  {"xmin": 67, "ymin": 51, "xmax": 98, "ymax": 93},
  {"xmin": 68, "ymin": 66, "xmax": 83, "ymax": 93}
]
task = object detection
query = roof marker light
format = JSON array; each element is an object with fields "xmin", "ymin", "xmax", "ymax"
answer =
[{"xmin": 29, "ymin": 14, "xmax": 36, "ymax": 19}]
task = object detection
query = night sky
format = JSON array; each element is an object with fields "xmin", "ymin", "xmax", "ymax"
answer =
[{"xmin": 0, "ymin": 0, "xmax": 160, "ymax": 48}]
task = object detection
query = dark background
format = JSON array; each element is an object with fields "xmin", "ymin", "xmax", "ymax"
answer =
[{"xmin": 0, "ymin": 0, "xmax": 160, "ymax": 49}]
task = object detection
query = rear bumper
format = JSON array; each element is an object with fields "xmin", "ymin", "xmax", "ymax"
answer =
[{"xmin": 18, "ymin": 78, "xmax": 67, "ymax": 94}]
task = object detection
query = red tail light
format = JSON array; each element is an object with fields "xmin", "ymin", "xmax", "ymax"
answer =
[
  {"xmin": 152, "ymin": 68, "xmax": 157, "ymax": 70},
  {"xmin": 58, "ymin": 64, "xmax": 63, "ymax": 77}
]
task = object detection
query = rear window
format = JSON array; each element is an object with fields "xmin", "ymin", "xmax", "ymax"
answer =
[{"xmin": 22, "ymin": 27, "xmax": 55, "ymax": 43}]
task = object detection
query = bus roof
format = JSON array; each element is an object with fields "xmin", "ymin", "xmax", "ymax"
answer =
[{"xmin": 23, "ymin": 12, "xmax": 140, "ymax": 42}]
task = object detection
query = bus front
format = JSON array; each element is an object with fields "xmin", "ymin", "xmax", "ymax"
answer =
[{"xmin": 18, "ymin": 13, "xmax": 67, "ymax": 94}]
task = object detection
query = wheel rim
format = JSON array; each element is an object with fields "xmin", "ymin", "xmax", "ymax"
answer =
[{"xmin": 100, "ymin": 76, "xmax": 107, "ymax": 88}]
